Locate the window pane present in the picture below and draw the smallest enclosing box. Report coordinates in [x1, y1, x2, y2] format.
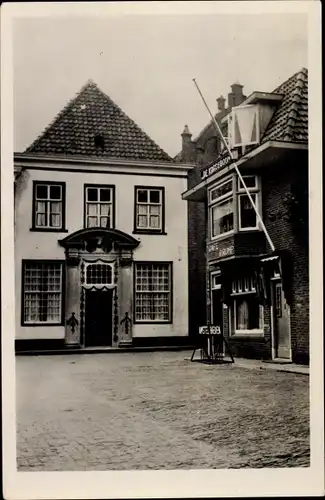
[137, 190, 148, 203]
[239, 175, 256, 189]
[51, 214, 61, 227]
[36, 185, 48, 199]
[137, 205, 147, 215]
[50, 201, 61, 214]
[100, 189, 111, 202]
[212, 199, 234, 237]
[87, 217, 97, 228]
[36, 201, 46, 213]
[49, 185, 62, 200]
[100, 217, 109, 228]
[210, 180, 233, 201]
[235, 295, 260, 330]
[87, 188, 98, 202]
[87, 203, 98, 216]
[149, 205, 160, 216]
[137, 215, 147, 228]
[100, 204, 109, 216]
[150, 215, 160, 229]
[36, 213, 46, 227]
[240, 194, 257, 228]
[149, 190, 160, 203]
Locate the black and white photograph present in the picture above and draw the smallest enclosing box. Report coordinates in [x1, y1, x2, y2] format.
[1, 1, 323, 498]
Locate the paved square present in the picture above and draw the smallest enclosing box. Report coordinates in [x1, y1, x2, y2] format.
[16, 351, 309, 470]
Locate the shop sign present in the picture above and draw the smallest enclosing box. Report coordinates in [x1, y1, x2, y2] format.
[207, 241, 234, 261]
[201, 152, 232, 180]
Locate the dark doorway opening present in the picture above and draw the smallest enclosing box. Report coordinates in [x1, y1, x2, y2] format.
[212, 288, 223, 331]
[85, 289, 113, 347]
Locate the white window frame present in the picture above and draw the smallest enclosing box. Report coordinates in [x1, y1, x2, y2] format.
[210, 270, 222, 291]
[134, 262, 172, 323]
[135, 187, 164, 232]
[237, 175, 261, 232]
[22, 261, 64, 325]
[230, 275, 263, 336]
[34, 182, 64, 229]
[85, 185, 114, 229]
[209, 176, 235, 241]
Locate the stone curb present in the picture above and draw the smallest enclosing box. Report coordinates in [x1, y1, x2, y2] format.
[15, 346, 196, 356]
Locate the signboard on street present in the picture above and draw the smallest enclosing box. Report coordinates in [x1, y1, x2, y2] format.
[199, 325, 221, 335]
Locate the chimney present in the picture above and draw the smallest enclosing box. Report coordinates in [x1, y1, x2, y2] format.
[217, 95, 226, 111]
[228, 82, 246, 108]
[181, 125, 195, 162]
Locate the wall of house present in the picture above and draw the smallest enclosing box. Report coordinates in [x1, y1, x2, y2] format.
[209, 153, 309, 364]
[263, 156, 309, 364]
[15, 165, 189, 341]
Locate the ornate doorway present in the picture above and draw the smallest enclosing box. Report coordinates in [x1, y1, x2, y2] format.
[59, 227, 140, 348]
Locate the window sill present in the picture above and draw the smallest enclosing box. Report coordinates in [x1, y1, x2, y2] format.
[231, 330, 264, 339]
[238, 228, 261, 233]
[210, 230, 234, 243]
[134, 320, 173, 325]
[132, 230, 167, 236]
[30, 227, 69, 233]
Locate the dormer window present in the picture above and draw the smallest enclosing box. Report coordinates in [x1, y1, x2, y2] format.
[228, 105, 260, 149]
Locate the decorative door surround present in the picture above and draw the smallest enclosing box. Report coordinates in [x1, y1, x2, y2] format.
[59, 228, 140, 348]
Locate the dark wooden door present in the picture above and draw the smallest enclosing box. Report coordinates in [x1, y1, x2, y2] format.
[85, 289, 113, 347]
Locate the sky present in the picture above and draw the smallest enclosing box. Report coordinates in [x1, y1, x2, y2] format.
[13, 10, 308, 158]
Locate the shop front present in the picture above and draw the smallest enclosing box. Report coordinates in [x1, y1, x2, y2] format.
[207, 252, 292, 361]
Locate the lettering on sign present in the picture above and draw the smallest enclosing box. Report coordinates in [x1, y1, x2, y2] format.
[207, 242, 234, 261]
[199, 325, 221, 335]
[201, 153, 232, 180]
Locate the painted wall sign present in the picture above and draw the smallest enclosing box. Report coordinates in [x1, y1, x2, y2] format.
[207, 241, 234, 261]
[201, 152, 233, 180]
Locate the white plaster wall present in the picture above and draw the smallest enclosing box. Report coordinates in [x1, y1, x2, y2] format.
[15, 166, 189, 340]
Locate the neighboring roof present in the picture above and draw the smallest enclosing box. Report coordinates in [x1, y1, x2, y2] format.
[262, 67, 308, 144]
[174, 67, 308, 162]
[25, 80, 173, 162]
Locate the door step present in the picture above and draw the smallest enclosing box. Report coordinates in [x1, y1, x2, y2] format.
[264, 358, 292, 365]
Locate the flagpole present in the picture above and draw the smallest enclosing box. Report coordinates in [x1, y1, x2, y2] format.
[192, 78, 275, 253]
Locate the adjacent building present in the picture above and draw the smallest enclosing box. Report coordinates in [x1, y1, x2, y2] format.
[181, 68, 309, 364]
[14, 81, 194, 351]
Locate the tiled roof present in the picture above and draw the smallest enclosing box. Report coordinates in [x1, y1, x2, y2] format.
[262, 67, 308, 143]
[25, 80, 173, 162]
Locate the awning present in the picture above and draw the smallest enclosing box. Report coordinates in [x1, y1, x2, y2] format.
[260, 255, 279, 263]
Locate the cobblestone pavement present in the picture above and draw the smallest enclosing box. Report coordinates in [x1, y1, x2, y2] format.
[16, 351, 309, 471]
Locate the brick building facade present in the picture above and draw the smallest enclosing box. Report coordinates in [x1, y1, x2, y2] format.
[181, 68, 309, 364]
